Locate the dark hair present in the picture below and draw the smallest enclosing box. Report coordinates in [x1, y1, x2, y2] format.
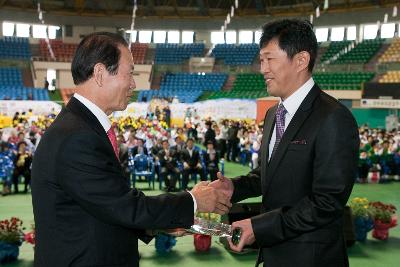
[17, 141, 27, 149]
[71, 32, 128, 85]
[186, 138, 194, 143]
[259, 19, 318, 72]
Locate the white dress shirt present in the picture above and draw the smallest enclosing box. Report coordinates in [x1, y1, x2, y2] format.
[268, 78, 315, 161]
[188, 148, 193, 158]
[74, 93, 111, 133]
[73, 93, 198, 213]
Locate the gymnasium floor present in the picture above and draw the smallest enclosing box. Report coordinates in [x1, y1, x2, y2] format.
[1, 162, 399, 267]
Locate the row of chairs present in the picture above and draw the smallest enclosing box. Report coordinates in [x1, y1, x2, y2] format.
[128, 151, 225, 190]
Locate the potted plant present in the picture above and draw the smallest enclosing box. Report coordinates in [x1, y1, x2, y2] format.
[0, 217, 25, 264]
[369, 201, 397, 240]
[24, 223, 35, 249]
[348, 197, 374, 242]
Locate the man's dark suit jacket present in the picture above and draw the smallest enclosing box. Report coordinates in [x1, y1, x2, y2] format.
[157, 148, 179, 169]
[31, 97, 194, 267]
[181, 148, 201, 168]
[231, 85, 359, 267]
[204, 151, 219, 169]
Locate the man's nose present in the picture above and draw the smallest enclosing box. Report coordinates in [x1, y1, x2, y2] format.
[260, 61, 270, 74]
[131, 78, 136, 90]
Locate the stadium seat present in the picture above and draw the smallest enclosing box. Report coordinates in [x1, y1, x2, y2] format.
[0, 37, 31, 59]
[332, 39, 384, 64]
[212, 44, 259, 65]
[138, 73, 227, 103]
[313, 72, 374, 90]
[208, 73, 268, 99]
[378, 38, 400, 63]
[155, 43, 205, 64]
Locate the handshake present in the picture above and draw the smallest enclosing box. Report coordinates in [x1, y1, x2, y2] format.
[189, 172, 234, 215]
[167, 173, 254, 253]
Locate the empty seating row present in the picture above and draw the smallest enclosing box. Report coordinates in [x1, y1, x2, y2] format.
[313, 72, 374, 90]
[138, 72, 227, 103]
[0, 86, 49, 101]
[207, 73, 267, 100]
[0, 68, 23, 86]
[207, 90, 268, 100]
[155, 43, 205, 64]
[232, 73, 265, 91]
[212, 44, 259, 65]
[0, 37, 31, 59]
[378, 38, 400, 63]
[320, 41, 352, 62]
[160, 73, 227, 91]
[131, 43, 148, 64]
[39, 39, 78, 61]
[379, 70, 400, 83]
[332, 39, 384, 64]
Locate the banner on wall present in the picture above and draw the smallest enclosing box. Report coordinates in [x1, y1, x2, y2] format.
[0, 101, 62, 116]
[114, 99, 257, 123]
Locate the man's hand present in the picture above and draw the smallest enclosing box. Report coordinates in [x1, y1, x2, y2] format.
[190, 181, 232, 215]
[228, 219, 256, 252]
[145, 228, 189, 237]
[208, 172, 234, 199]
[164, 228, 189, 237]
[183, 162, 189, 169]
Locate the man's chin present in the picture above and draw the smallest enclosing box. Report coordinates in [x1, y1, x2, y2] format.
[267, 88, 277, 97]
[114, 104, 128, 112]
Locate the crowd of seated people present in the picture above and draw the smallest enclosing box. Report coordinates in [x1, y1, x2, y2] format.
[0, 111, 56, 195]
[110, 113, 265, 191]
[358, 127, 400, 182]
[1, 108, 400, 196]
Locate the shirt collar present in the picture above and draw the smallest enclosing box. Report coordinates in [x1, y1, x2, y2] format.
[73, 93, 112, 133]
[281, 77, 314, 116]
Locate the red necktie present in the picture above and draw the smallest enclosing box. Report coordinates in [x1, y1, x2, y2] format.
[107, 126, 119, 160]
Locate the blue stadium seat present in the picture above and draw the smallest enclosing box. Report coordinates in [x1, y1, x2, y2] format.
[212, 44, 259, 65]
[155, 43, 205, 64]
[0, 68, 50, 101]
[138, 73, 227, 103]
[0, 37, 31, 60]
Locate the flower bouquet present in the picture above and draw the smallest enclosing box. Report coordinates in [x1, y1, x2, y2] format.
[0, 217, 24, 264]
[349, 197, 374, 242]
[369, 201, 397, 240]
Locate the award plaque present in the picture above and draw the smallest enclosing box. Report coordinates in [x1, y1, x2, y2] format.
[187, 217, 242, 245]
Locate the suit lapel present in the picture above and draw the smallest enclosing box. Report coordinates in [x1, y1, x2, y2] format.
[259, 105, 277, 191]
[66, 97, 118, 163]
[260, 105, 277, 165]
[264, 85, 321, 193]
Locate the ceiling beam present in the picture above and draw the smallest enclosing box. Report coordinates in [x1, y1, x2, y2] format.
[169, 0, 179, 16]
[74, 0, 85, 13]
[196, 0, 208, 16]
[146, 0, 155, 16]
[255, 0, 265, 13]
[0, 0, 8, 8]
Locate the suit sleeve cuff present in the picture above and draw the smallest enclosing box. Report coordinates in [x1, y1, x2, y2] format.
[188, 191, 197, 213]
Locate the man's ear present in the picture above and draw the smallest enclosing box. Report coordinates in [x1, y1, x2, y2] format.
[295, 51, 310, 72]
[93, 63, 106, 87]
